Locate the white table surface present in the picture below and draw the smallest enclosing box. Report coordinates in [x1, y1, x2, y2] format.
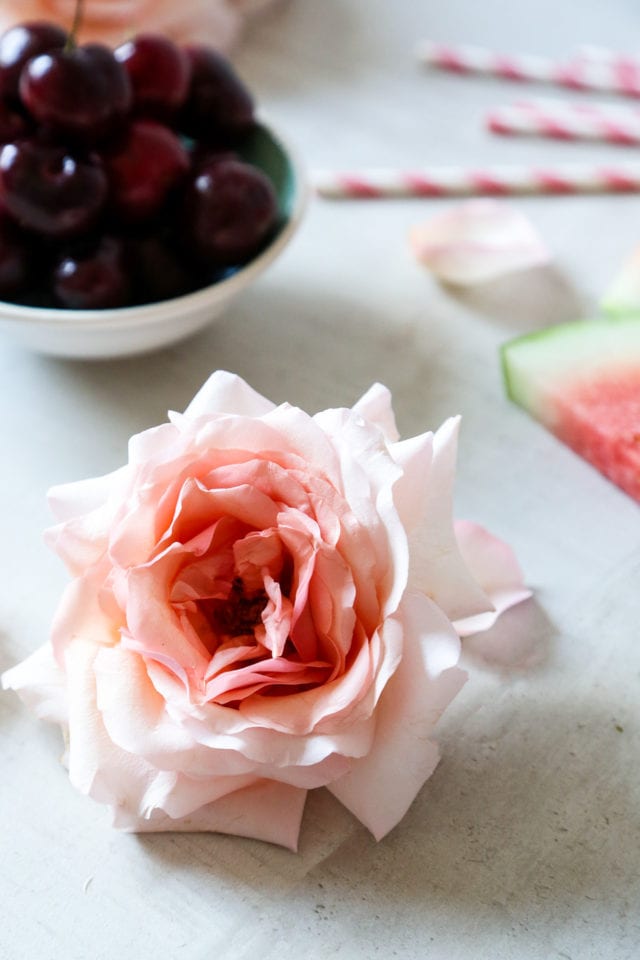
[2, 2, 639, 958]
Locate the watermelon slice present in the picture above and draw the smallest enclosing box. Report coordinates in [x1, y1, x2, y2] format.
[501, 316, 640, 502]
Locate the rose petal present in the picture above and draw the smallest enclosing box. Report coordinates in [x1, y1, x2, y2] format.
[115, 780, 308, 851]
[1, 643, 67, 724]
[314, 407, 407, 618]
[45, 467, 131, 575]
[452, 520, 532, 637]
[51, 559, 120, 664]
[66, 640, 264, 822]
[389, 431, 434, 533]
[47, 467, 127, 523]
[65, 639, 173, 815]
[184, 370, 276, 420]
[98, 648, 323, 784]
[409, 199, 550, 286]
[407, 417, 494, 621]
[353, 383, 400, 443]
[328, 591, 466, 841]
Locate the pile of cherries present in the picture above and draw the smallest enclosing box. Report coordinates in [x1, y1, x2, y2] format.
[0, 19, 279, 309]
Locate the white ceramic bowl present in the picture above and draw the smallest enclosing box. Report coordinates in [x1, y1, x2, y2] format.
[0, 120, 307, 359]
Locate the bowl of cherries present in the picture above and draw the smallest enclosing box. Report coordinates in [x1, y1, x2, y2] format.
[0, 9, 306, 358]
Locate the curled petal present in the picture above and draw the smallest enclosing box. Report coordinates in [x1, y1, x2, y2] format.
[453, 520, 532, 637]
[115, 780, 308, 851]
[353, 383, 400, 443]
[51, 559, 121, 665]
[314, 407, 407, 618]
[407, 417, 494, 621]
[2, 643, 67, 725]
[410, 199, 550, 286]
[389, 431, 434, 534]
[328, 591, 466, 840]
[66, 640, 259, 822]
[48, 467, 127, 523]
[184, 370, 276, 420]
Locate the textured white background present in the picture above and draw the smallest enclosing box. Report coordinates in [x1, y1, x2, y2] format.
[1, 1, 639, 958]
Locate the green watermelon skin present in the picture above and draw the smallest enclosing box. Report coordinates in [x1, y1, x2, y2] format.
[501, 317, 640, 503]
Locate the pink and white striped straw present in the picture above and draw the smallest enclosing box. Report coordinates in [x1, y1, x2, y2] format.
[487, 101, 640, 146]
[419, 41, 640, 98]
[314, 164, 640, 199]
[575, 46, 640, 72]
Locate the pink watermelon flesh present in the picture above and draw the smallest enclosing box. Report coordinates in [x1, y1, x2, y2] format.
[552, 371, 640, 501]
[502, 317, 640, 503]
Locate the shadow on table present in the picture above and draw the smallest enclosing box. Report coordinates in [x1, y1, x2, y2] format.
[305, 697, 637, 909]
[446, 264, 586, 334]
[462, 595, 554, 673]
[137, 692, 636, 943]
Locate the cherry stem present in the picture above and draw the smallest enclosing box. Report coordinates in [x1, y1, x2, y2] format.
[65, 0, 85, 51]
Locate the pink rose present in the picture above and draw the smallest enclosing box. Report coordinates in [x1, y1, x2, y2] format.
[2, 373, 529, 849]
[0, 1, 273, 49]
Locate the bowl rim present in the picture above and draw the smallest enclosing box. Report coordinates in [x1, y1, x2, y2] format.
[0, 116, 309, 330]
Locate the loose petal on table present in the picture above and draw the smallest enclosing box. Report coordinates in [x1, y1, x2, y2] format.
[409, 199, 550, 285]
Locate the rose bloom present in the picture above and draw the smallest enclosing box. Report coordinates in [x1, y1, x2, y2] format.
[3, 373, 529, 849]
[0, 0, 273, 49]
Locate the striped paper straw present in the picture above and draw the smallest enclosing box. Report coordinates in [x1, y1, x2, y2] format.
[418, 41, 640, 98]
[313, 164, 640, 199]
[487, 101, 640, 145]
[575, 46, 640, 70]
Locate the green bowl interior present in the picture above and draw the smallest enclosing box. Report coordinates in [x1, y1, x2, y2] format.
[238, 122, 297, 222]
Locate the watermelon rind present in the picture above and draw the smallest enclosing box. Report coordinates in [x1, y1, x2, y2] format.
[502, 315, 640, 426]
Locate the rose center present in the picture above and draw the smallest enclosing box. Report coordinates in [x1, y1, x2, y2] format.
[199, 577, 267, 638]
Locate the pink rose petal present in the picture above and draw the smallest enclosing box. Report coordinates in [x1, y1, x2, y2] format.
[353, 383, 400, 443]
[410, 199, 550, 286]
[184, 369, 276, 420]
[2, 643, 67, 724]
[328, 591, 466, 841]
[389, 430, 434, 533]
[115, 780, 308, 851]
[452, 520, 533, 637]
[407, 417, 495, 622]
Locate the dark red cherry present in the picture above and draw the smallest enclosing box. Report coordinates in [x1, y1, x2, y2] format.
[127, 235, 198, 304]
[182, 158, 278, 265]
[0, 100, 29, 143]
[0, 140, 107, 237]
[189, 143, 239, 173]
[0, 21, 67, 101]
[179, 46, 254, 142]
[20, 44, 132, 142]
[53, 236, 130, 309]
[114, 33, 191, 119]
[102, 120, 189, 223]
[0, 215, 28, 298]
